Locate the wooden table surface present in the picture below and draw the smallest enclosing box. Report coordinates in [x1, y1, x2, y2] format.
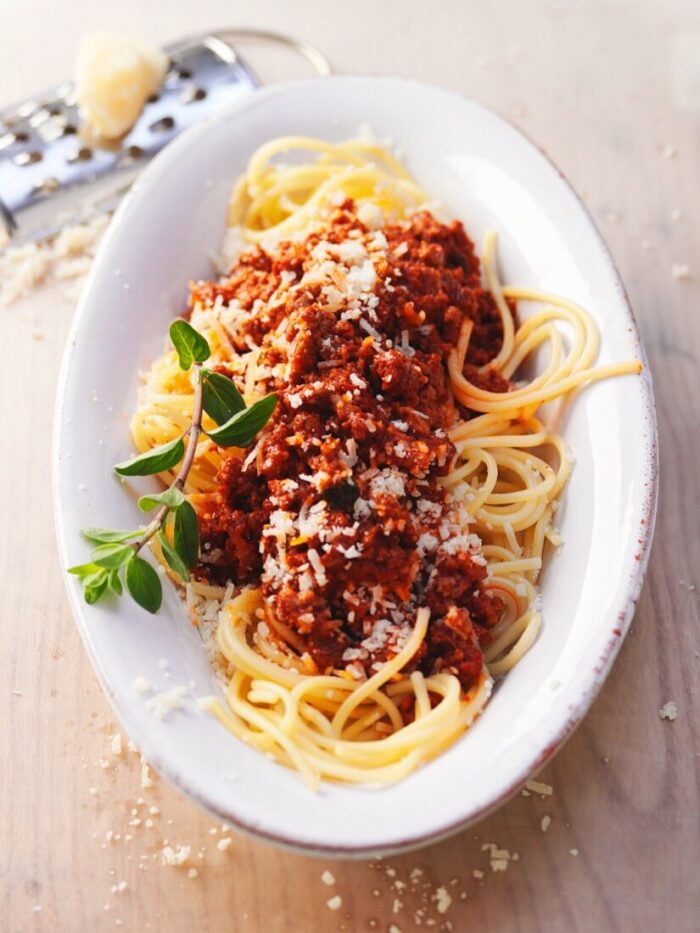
[2, 1, 699, 930]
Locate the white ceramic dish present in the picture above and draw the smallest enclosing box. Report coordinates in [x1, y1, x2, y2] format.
[54, 76, 657, 857]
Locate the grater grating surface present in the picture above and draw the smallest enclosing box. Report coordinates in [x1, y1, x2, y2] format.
[0, 31, 329, 245]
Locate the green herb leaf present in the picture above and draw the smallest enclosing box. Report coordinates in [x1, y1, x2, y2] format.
[138, 487, 187, 512]
[125, 556, 162, 613]
[174, 500, 199, 568]
[158, 529, 190, 583]
[82, 528, 142, 544]
[92, 542, 135, 569]
[170, 319, 211, 371]
[206, 394, 277, 448]
[84, 569, 109, 604]
[202, 371, 245, 425]
[108, 569, 123, 596]
[114, 436, 184, 477]
[68, 561, 103, 577]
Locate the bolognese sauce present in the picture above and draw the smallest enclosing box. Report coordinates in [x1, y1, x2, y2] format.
[192, 205, 509, 692]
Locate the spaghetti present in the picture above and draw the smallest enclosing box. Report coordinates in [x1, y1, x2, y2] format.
[132, 136, 641, 787]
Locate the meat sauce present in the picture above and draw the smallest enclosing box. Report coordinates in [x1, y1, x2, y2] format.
[192, 206, 507, 691]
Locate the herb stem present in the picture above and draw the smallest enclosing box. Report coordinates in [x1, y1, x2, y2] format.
[132, 363, 205, 554]
[174, 362, 205, 490]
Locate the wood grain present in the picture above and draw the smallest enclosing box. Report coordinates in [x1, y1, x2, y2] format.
[1, 1, 699, 930]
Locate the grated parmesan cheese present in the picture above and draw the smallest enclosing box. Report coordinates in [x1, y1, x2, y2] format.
[0, 214, 110, 307]
[160, 844, 190, 867]
[370, 469, 406, 499]
[145, 685, 187, 720]
[356, 203, 383, 229]
[131, 676, 153, 695]
[671, 263, 691, 280]
[307, 549, 328, 586]
[434, 887, 452, 914]
[525, 779, 553, 796]
[140, 758, 154, 789]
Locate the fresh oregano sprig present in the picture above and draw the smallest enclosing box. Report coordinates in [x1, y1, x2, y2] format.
[68, 319, 277, 613]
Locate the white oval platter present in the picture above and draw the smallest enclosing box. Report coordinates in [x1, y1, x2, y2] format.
[54, 76, 657, 856]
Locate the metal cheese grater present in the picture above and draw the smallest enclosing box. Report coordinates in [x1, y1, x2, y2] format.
[0, 30, 330, 245]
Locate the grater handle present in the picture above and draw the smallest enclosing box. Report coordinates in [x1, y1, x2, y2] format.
[212, 29, 332, 77]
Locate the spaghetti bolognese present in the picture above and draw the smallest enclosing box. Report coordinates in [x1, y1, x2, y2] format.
[129, 135, 641, 787]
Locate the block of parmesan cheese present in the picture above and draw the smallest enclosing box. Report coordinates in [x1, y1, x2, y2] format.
[75, 33, 168, 140]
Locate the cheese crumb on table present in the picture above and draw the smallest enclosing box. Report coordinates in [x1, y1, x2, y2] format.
[671, 263, 691, 281]
[434, 886, 452, 914]
[0, 214, 109, 307]
[481, 842, 516, 872]
[541, 815, 552, 832]
[216, 837, 232, 852]
[110, 733, 123, 756]
[525, 779, 553, 797]
[160, 844, 190, 867]
[659, 701, 678, 721]
[140, 758, 154, 789]
[326, 895, 342, 911]
[321, 870, 336, 885]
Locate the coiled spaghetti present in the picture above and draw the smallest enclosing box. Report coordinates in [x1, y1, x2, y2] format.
[132, 136, 641, 787]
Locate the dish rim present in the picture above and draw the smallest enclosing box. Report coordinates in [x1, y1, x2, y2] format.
[52, 75, 658, 858]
